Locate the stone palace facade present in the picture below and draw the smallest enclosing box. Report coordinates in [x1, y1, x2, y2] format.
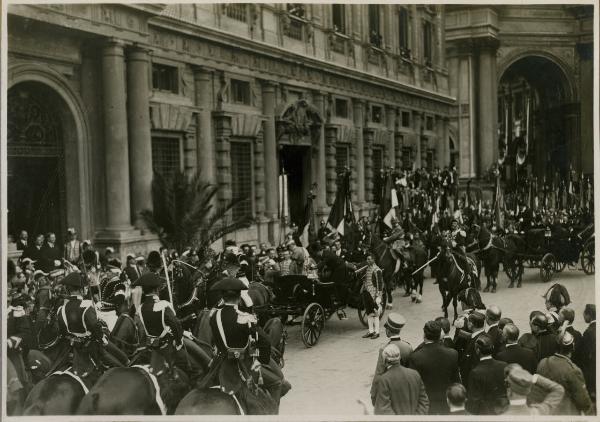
[6, 4, 593, 256]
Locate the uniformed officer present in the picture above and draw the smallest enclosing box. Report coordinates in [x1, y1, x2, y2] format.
[383, 218, 405, 254]
[207, 277, 281, 411]
[375, 313, 412, 372]
[57, 272, 119, 376]
[535, 331, 593, 415]
[450, 219, 467, 255]
[134, 272, 194, 379]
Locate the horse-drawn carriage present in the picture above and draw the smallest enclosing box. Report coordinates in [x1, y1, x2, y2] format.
[505, 223, 595, 283]
[255, 270, 387, 348]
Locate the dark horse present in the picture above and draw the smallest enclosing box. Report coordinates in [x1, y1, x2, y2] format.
[403, 244, 429, 303]
[432, 236, 480, 321]
[367, 232, 402, 309]
[466, 224, 523, 291]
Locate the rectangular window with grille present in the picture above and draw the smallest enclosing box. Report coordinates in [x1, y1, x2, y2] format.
[152, 63, 178, 93]
[426, 115, 434, 131]
[332, 4, 346, 34]
[372, 146, 384, 204]
[335, 144, 350, 175]
[426, 148, 436, 171]
[225, 3, 247, 22]
[398, 8, 409, 53]
[231, 79, 251, 105]
[230, 141, 253, 220]
[152, 136, 182, 179]
[371, 105, 383, 124]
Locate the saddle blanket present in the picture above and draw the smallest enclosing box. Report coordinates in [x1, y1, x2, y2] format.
[132, 364, 167, 415]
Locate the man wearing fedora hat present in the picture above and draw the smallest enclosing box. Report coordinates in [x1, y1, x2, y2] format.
[503, 364, 564, 415]
[535, 331, 593, 415]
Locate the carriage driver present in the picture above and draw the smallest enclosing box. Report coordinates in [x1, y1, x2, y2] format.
[204, 277, 286, 413]
[133, 272, 197, 380]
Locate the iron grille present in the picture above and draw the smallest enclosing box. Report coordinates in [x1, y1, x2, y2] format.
[152, 136, 181, 180]
[402, 146, 412, 170]
[335, 144, 349, 175]
[286, 17, 304, 41]
[372, 146, 384, 204]
[230, 141, 253, 220]
[225, 3, 247, 22]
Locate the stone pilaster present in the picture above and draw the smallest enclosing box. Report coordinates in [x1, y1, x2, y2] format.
[353, 99, 366, 203]
[193, 66, 216, 184]
[413, 112, 423, 169]
[253, 130, 266, 217]
[349, 133, 358, 204]
[411, 5, 421, 86]
[477, 41, 499, 176]
[213, 112, 232, 208]
[261, 81, 279, 221]
[101, 40, 133, 232]
[325, 124, 338, 206]
[386, 107, 396, 168]
[442, 117, 450, 167]
[126, 45, 153, 228]
[394, 132, 403, 170]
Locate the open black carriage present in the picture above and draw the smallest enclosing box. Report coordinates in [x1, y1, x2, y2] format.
[255, 271, 387, 348]
[506, 223, 595, 282]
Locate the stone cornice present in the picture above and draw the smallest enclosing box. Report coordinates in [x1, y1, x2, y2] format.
[148, 17, 455, 115]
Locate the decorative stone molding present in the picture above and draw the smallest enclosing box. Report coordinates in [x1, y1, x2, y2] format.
[276, 99, 323, 146]
[253, 130, 266, 217]
[149, 103, 194, 131]
[230, 113, 263, 137]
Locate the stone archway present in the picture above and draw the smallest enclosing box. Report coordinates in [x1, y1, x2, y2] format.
[497, 55, 576, 184]
[8, 64, 92, 242]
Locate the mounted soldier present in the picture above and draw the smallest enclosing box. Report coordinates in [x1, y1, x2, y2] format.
[200, 277, 283, 414]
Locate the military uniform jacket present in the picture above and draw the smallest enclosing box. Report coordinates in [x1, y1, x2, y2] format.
[535, 354, 592, 415]
[209, 304, 270, 365]
[139, 294, 182, 347]
[57, 296, 103, 341]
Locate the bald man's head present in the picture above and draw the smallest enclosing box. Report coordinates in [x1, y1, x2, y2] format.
[503, 323, 519, 343]
[486, 305, 502, 324]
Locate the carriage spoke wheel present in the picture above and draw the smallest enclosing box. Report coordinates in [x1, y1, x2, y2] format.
[554, 261, 566, 273]
[581, 241, 595, 275]
[540, 253, 555, 282]
[301, 303, 325, 348]
[358, 292, 388, 328]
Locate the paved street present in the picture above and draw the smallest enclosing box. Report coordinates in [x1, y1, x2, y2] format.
[278, 266, 596, 415]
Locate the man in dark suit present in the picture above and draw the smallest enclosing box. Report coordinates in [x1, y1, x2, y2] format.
[459, 311, 486, 383]
[579, 304, 596, 399]
[485, 305, 503, 355]
[466, 334, 509, 415]
[503, 364, 565, 415]
[435, 316, 454, 349]
[15, 230, 28, 251]
[409, 321, 460, 414]
[446, 383, 470, 415]
[496, 324, 537, 374]
[41, 232, 62, 273]
[560, 307, 583, 365]
[23, 234, 44, 263]
[371, 343, 429, 415]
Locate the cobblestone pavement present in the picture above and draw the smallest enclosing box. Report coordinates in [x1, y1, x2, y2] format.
[278, 266, 596, 415]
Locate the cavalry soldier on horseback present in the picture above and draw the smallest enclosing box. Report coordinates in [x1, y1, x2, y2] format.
[56, 272, 122, 378]
[450, 219, 467, 255]
[134, 272, 196, 379]
[383, 217, 406, 253]
[203, 277, 283, 414]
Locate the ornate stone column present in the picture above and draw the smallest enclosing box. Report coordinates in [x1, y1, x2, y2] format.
[126, 45, 153, 228]
[261, 81, 279, 242]
[193, 66, 216, 184]
[363, 128, 374, 203]
[102, 40, 133, 232]
[312, 91, 328, 215]
[411, 5, 421, 86]
[477, 40, 499, 176]
[325, 124, 338, 206]
[353, 99, 366, 204]
[213, 112, 232, 208]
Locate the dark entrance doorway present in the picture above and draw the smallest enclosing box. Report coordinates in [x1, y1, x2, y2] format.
[498, 56, 574, 182]
[279, 145, 312, 227]
[7, 82, 66, 243]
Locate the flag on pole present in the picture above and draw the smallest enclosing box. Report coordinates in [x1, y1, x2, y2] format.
[327, 170, 354, 236]
[381, 170, 399, 232]
[493, 172, 505, 229]
[300, 192, 316, 248]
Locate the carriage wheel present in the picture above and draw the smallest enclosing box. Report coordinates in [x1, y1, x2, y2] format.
[581, 241, 595, 275]
[301, 303, 325, 348]
[540, 253, 555, 282]
[358, 293, 388, 328]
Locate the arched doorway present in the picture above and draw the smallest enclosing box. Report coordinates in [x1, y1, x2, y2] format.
[8, 82, 69, 242]
[498, 55, 575, 185]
